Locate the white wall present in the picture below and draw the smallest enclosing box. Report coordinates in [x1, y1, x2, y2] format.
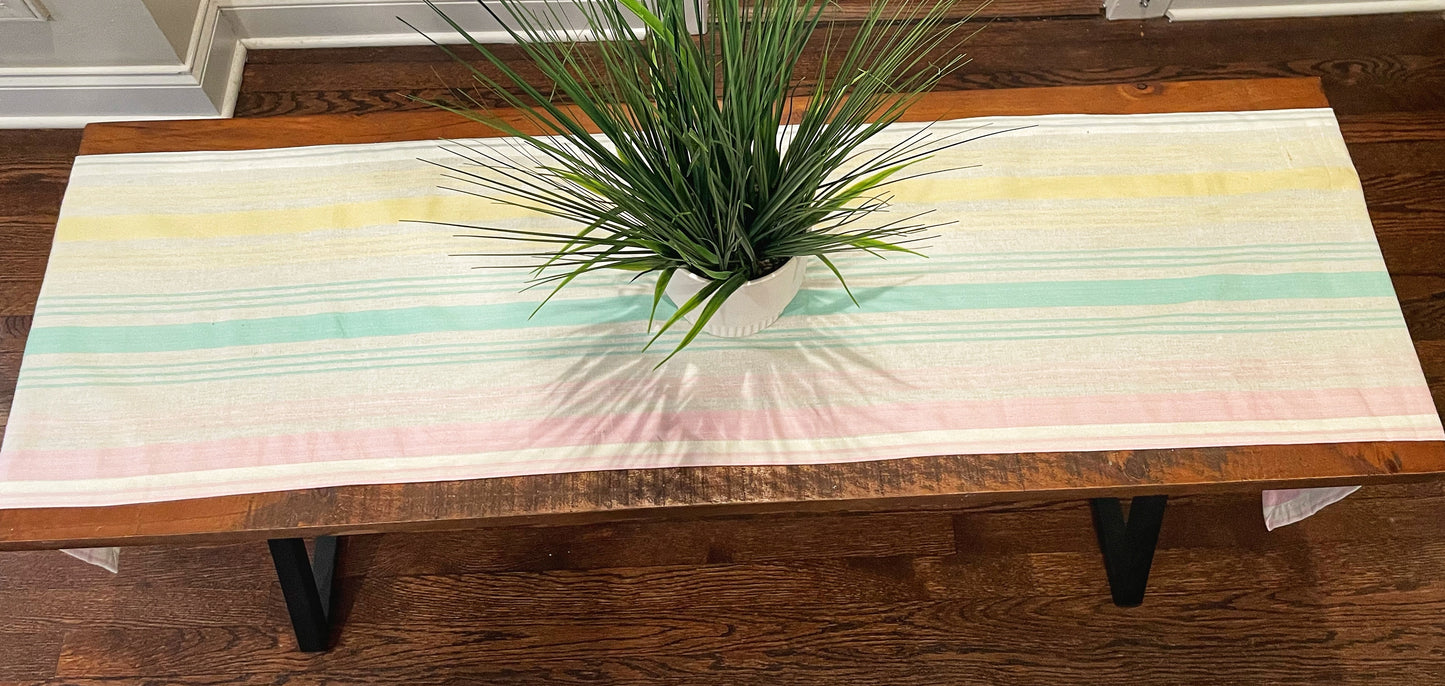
[0, 0, 184, 70]
[142, 0, 206, 59]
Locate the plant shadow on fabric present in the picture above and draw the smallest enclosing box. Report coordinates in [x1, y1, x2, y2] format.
[527, 269, 931, 457]
[408, 0, 1002, 365]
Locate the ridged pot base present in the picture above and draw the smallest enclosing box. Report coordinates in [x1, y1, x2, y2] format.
[662, 257, 808, 338]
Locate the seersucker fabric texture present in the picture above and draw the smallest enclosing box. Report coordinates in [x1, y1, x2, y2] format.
[2, 109, 1440, 541]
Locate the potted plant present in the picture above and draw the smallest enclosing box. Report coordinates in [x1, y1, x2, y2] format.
[415, 0, 981, 365]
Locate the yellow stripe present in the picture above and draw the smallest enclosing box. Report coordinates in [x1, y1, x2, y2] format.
[891, 166, 1357, 203]
[61, 166, 434, 212]
[55, 195, 542, 242]
[55, 166, 1358, 242]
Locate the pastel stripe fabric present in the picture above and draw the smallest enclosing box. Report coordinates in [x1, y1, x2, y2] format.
[2, 108, 1441, 516]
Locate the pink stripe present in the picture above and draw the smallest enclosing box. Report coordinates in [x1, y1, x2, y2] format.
[3, 386, 1438, 481]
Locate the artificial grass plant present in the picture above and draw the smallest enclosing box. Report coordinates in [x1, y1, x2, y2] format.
[414, 0, 989, 365]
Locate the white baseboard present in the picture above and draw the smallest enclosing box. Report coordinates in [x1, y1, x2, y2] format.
[225, 0, 631, 50]
[0, 112, 233, 128]
[1166, 0, 1445, 21]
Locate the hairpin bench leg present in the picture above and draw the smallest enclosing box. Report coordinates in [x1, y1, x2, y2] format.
[268, 536, 338, 652]
[1089, 496, 1168, 607]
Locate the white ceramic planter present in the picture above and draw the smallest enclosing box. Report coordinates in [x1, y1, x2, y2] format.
[664, 257, 808, 338]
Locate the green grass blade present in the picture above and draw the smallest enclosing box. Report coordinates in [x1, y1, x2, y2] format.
[652, 271, 748, 368]
[649, 266, 676, 332]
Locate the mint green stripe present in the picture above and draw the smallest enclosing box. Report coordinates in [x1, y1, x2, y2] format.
[24, 316, 1406, 383]
[22, 308, 1398, 375]
[785, 271, 1396, 316]
[22, 314, 1404, 381]
[27, 297, 648, 355]
[25, 272, 1398, 355]
[16, 323, 1404, 389]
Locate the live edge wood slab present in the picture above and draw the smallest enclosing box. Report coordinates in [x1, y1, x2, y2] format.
[3, 77, 1441, 551]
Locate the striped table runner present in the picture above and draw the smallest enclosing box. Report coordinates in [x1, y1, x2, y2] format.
[3, 108, 1441, 528]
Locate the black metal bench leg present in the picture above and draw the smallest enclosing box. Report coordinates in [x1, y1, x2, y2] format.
[1089, 496, 1168, 607]
[268, 536, 338, 652]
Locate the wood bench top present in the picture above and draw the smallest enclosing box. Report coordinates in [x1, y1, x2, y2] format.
[3, 77, 1441, 551]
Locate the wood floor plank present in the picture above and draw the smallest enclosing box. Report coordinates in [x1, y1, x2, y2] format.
[5, 487, 1442, 683]
[234, 14, 1445, 68]
[0, 226, 52, 315]
[1349, 140, 1445, 177]
[0, 544, 279, 593]
[0, 586, 279, 633]
[1366, 211, 1445, 242]
[0, 315, 27, 444]
[235, 54, 1445, 119]
[0, 630, 62, 681]
[1419, 341, 1445, 413]
[941, 56, 1445, 115]
[1397, 277, 1445, 341]
[234, 14, 1445, 118]
[345, 511, 957, 577]
[1340, 110, 1445, 143]
[9, 485, 1439, 683]
[15, 678, 316, 686]
[0, 168, 71, 222]
[1360, 169, 1445, 212]
[0, 130, 82, 164]
[956, 489, 1445, 556]
[0, 133, 71, 321]
[331, 545, 1445, 624]
[0, 316, 27, 355]
[1366, 217, 1445, 275]
[0, 352, 18, 442]
[53, 590, 1445, 683]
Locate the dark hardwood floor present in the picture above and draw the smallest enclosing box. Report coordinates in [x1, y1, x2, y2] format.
[3, 8, 1445, 684]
